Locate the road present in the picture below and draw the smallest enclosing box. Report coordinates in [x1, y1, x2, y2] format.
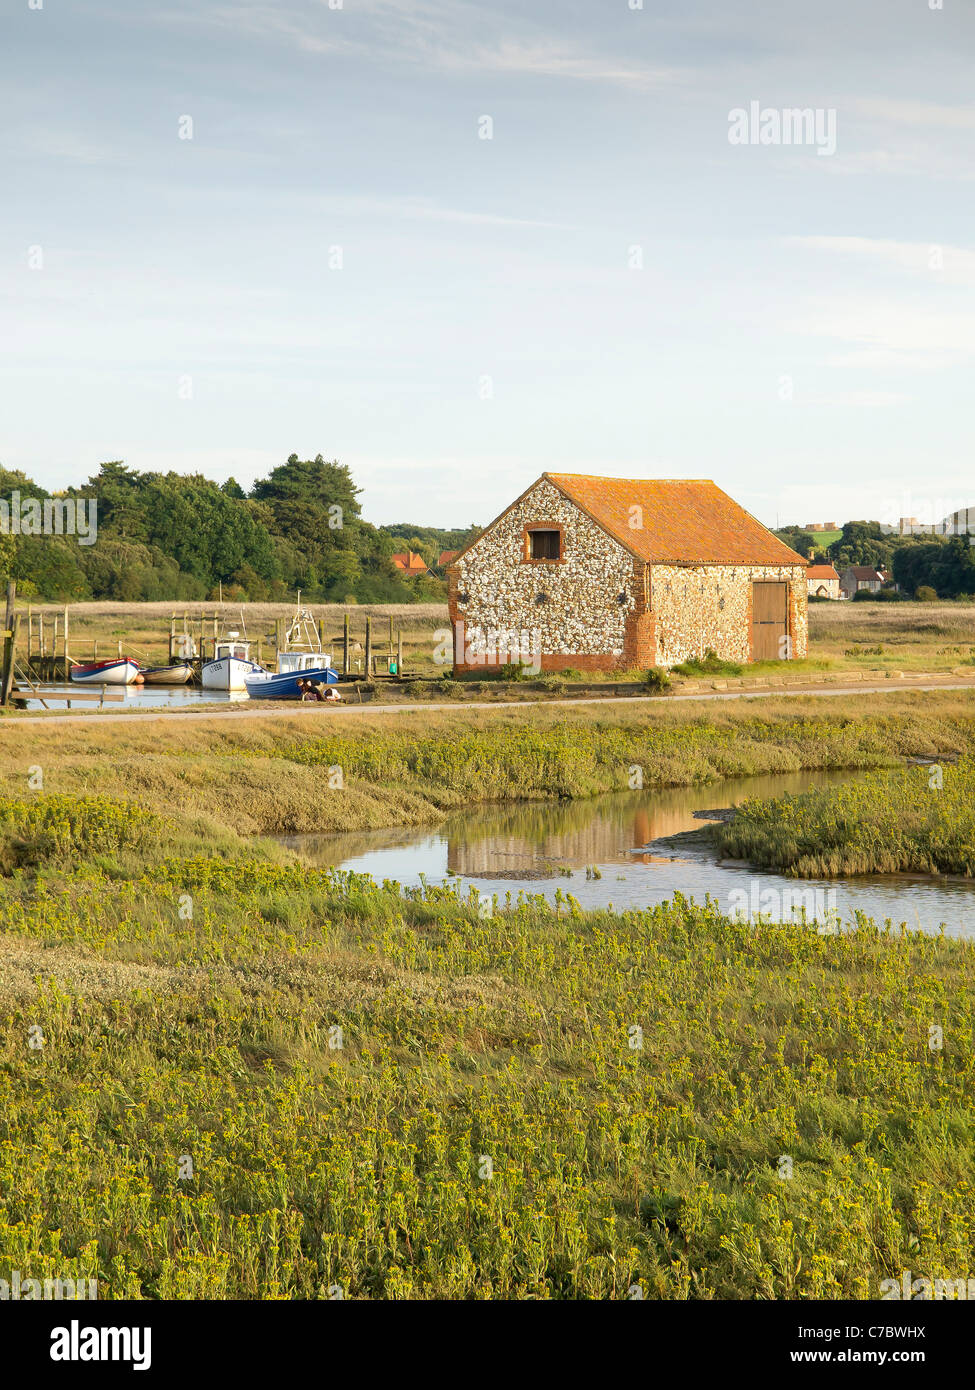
[2, 677, 975, 729]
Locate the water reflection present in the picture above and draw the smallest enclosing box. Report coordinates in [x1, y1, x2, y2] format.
[19, 684, 249, 710]
[279, 768, 975, 938]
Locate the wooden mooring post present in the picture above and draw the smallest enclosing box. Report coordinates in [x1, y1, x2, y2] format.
[343, 614, 349, 676]
[1, 582, 17, 706]
[364, 617, 372, 679]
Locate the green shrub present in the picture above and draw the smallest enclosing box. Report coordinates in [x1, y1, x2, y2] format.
[672, 649, 744, 678]
[644, 667, 671, 694]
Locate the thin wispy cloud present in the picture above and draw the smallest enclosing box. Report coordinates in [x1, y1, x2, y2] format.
[147, 0, 688, 87]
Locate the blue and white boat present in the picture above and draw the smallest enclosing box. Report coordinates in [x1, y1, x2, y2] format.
[244, 608, 339, 700]
[244, 650, 339, 699]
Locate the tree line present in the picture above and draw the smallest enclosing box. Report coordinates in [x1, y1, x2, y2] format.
[773, 520, 975, 599]
[0, 456, 479, 603]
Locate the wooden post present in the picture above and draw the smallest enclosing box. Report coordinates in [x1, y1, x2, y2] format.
[27, 604, 32, 661]
[2, 614, 19, 705]
[318, 618, 325, 651]
[1, 582, 16, 706]
[63, 605, 69, 676]
[343, 614, 349, 676]
[364, 617, 372, 679]
[170, 612, 176, 663]
[397, 629, 403, 677]
[199, 611, 205, 659]
[39, 613, 45, 659]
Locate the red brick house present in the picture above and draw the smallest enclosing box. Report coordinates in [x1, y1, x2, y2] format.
[391, 550, 429, 577]
[447, 472, 808, 673]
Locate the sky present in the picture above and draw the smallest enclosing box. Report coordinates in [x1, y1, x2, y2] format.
[2, 0, 973, 531]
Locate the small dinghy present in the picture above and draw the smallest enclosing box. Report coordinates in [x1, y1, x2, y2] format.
[70, 658, 141, 685]
[141, 663, 193, 685]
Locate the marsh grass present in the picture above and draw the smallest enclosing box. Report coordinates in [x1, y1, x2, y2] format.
[2, 700, 975, 1298]
[1, 838, 974, 1299]
[717, 759, 975, 878]
[2, 695, 975, 839]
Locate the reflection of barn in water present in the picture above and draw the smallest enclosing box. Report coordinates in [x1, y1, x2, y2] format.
[445, 797, 694, 878]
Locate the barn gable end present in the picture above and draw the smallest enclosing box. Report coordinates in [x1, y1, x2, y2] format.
[447, 473, 807, 674]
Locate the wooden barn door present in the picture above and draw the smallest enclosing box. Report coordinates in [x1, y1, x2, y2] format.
[751, 582, 788, 661]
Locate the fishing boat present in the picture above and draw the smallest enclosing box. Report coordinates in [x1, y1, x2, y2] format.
[70, 658, 141, 685]
[244, 607, 337, 699]
[244, 650, 339, 699]
[140, 663, 193, 686]
[201, 632, 265, 691]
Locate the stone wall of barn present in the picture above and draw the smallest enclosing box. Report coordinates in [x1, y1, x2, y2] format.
[649, 563, 808, 666]
[447, 477, 642, 673]
[448, 478, 808, 673]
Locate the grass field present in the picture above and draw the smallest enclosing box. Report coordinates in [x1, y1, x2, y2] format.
[2, 692, 975, 835]
[2, 694, 975, 1298]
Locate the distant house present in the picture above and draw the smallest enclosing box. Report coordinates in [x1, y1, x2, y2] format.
[391, 550, 429, 577]
[942, 507, 975, 538]
[806, 563, 840, 600]
[839, 565, 884, 599]
[437, 550, 458, 568]
[446, 472, 808, 672]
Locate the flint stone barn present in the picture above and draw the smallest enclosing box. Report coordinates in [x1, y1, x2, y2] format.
[447, 473, 808, 673]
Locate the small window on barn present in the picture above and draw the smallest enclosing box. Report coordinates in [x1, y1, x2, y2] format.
[529, 529, 561, 560]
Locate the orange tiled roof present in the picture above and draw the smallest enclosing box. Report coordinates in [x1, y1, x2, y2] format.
[391, 550, 428, 574]
[544, 474, 806, 567]
[438, 550, 458, 567]
[806, 564, 839, 579]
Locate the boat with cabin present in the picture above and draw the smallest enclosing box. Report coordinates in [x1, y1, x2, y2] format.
[244, 607, 338, 699]
[201, 632, 265, 691]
